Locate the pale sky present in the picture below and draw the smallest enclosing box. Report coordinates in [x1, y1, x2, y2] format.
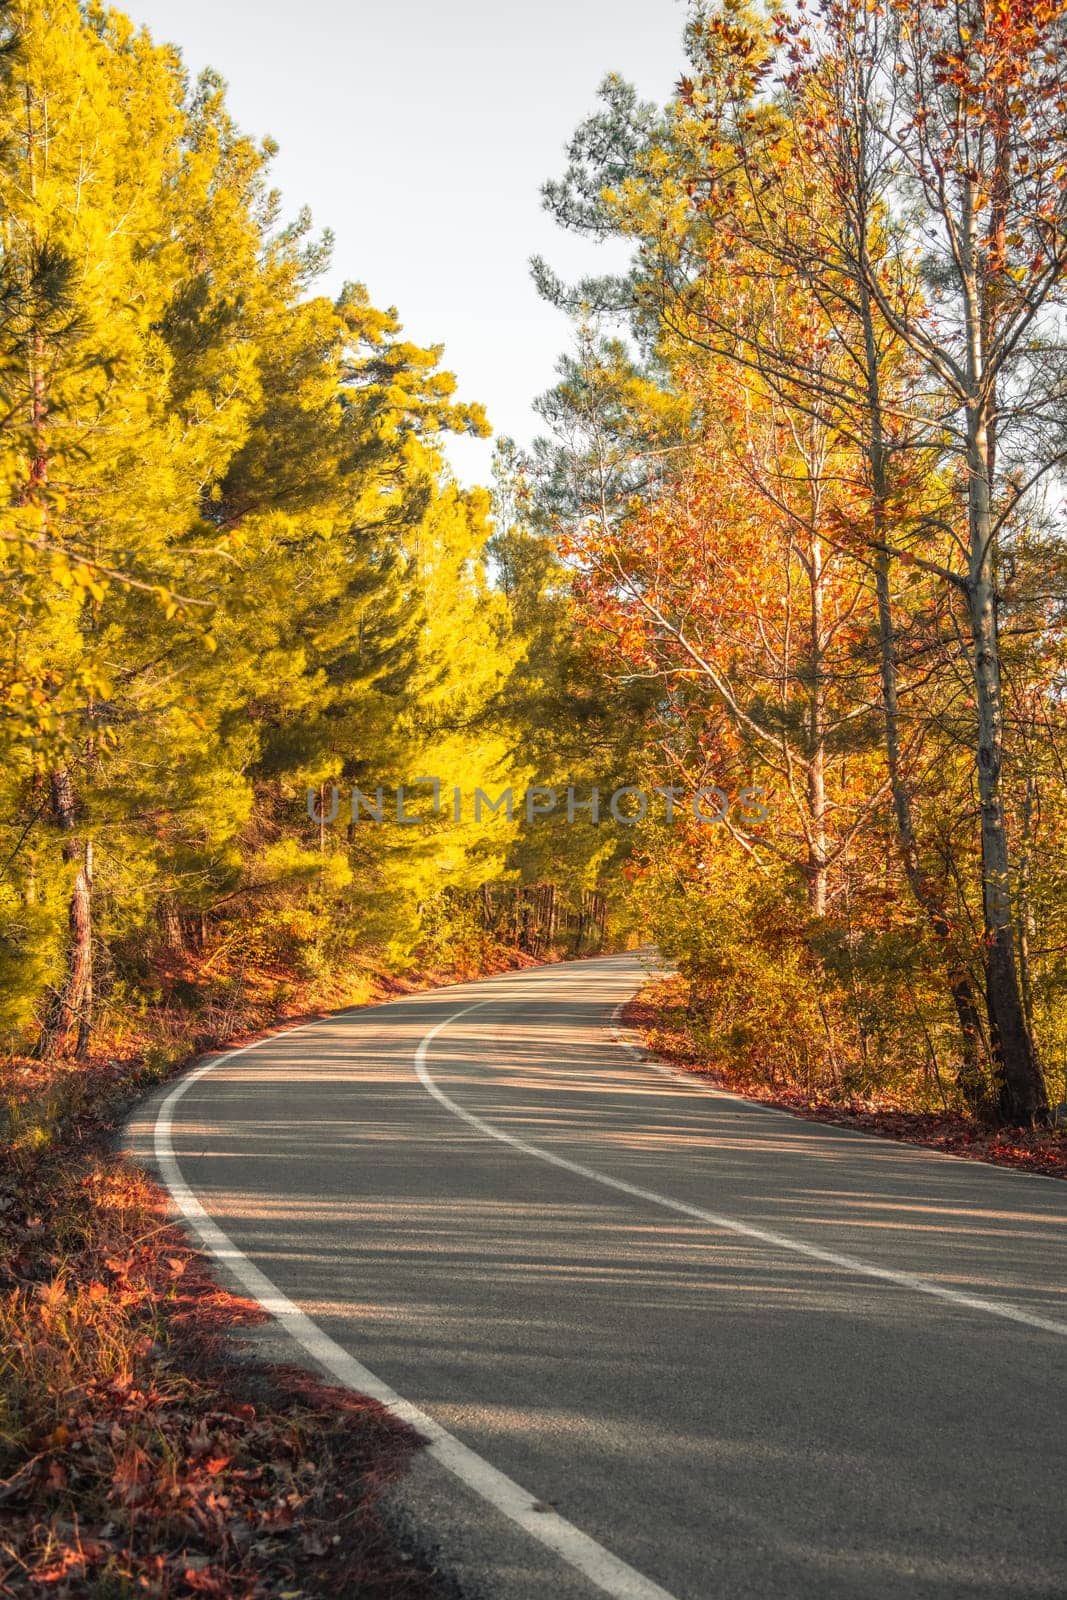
[126, 0, 688, 484]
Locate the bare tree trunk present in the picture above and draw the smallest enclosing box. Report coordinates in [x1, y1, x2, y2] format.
[950, 155, 1044, 1123]
[872, 534, 989, 1105]
[807, 529, 828, 917]
[74, 840, 93, 1060]
[158, 897, 185, 953]
[967, 497, 1046, 1122]
[1016, 771, 1039, 1042]
[874, 550, 990, 1107]
[853, 250, 992, 1110]
[34, 768, 94, 1060]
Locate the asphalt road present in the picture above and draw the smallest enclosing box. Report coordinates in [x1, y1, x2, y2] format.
[130, 952, 1067, 1600]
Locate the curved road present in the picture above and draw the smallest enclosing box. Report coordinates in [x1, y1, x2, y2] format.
[130, 952, 1067, 1600]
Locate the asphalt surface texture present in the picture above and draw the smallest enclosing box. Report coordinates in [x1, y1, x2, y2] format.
[128, 951, 1067, 1600]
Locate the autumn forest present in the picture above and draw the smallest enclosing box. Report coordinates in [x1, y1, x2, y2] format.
[6, 0, 1066, 1124]
[3, 0, 1067, 1592]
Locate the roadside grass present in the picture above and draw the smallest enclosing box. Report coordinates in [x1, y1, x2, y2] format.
[626, 976, 1067, 1181]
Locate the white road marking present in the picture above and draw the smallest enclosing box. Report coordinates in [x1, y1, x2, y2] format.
[154, 1019, 682, 1600]
[415, 1004, 1067, 1339]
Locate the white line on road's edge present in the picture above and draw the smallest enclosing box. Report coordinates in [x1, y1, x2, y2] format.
[154, 1021, 683, 1600]
[416, 1005, 1067, 1340]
